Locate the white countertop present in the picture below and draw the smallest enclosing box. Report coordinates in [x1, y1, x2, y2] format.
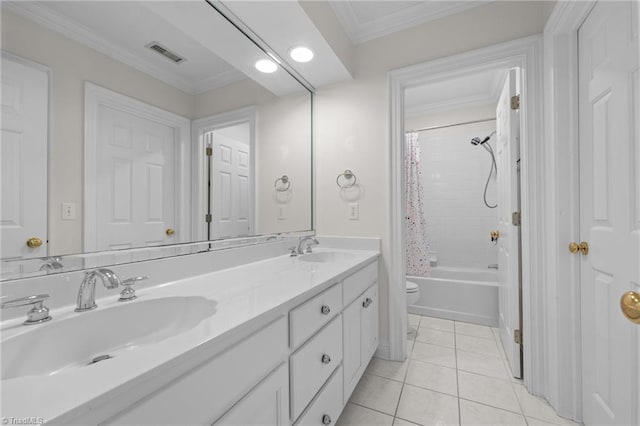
[0, 248, 379, 424]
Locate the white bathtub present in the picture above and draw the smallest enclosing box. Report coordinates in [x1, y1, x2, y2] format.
[407, 266, 498, 327]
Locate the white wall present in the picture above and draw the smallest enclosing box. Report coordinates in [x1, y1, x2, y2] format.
[406, 105, 499, 269]
[314, 1, 546, 352]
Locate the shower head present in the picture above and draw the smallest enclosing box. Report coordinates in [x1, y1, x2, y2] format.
[470, 136, 490, 146]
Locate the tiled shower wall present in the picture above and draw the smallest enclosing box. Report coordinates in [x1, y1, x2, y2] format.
[407, 108, 499, 269]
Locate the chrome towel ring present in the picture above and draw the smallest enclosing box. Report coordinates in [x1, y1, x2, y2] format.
[336, 169, 357, 188]
[275, 175, 291, 192]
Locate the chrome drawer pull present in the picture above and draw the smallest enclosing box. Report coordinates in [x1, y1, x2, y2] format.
[362, 297, 373, 308]
[321, 354, 331, 364]
[322, 414, 332, 425]
[320, 305, 331, 315]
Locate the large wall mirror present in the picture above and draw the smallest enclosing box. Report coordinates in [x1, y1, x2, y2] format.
[0, 1, 313, 280]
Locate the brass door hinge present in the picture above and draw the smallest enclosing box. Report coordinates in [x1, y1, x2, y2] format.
[514, 329, 522, 344]
[206, 146, 213, 156]
[512, 211, 521, 226]
[511, 95, 520, 110]
[205, 214, 212, 223]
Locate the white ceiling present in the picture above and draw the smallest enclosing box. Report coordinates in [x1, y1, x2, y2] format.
[404, 67, 507, 117]
[329, 1, 491, 44]
[4, 1, 306, 96]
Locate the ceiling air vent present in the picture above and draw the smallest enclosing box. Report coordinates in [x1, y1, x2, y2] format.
[145, 42, 185, 64]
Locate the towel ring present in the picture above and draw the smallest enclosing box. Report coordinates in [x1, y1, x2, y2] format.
[274, 175, 291, 192]
[336, 169, 357, 189]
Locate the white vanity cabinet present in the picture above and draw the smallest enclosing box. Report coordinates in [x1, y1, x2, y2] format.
[102, 316, 289, 426]
[342, 266, 379, 403]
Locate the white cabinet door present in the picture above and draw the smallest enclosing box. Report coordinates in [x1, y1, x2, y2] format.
[496, 68, 522, 379]
[578, 2, 639, 425]
[342, 283, 379, 403]
[0, 56, 48, 260]
[215, 363, 288, 426]
[342, 294, 363, 402]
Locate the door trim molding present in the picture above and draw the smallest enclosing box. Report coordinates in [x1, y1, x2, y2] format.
[542, 2, 596, 421]
[387, 35, 544, 392]
[191, 106, 257, 241]
[84, 82, 191, 251]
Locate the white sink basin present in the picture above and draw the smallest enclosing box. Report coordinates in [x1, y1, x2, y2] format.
[2, 296, 217, 380]
[298, 251, 355, 263]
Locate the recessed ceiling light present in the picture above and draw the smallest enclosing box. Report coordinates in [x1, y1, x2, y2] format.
[255, 59, 278, 73]
[289, 46, 314, 63]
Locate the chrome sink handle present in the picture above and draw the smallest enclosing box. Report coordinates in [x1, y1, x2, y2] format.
[1, 294, 52, 325]
[119, 276, 148, 302]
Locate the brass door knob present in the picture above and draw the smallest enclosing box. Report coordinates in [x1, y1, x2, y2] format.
[165, 228, 175, 236]
[26, 237, 43, 248]
[490, 230, 500, 242]
[620, 291, 640, 324]
[568, 241, 589, 255]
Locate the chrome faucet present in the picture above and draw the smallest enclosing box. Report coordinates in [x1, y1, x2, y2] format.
[296, 236, 319, 254]
[76, 269, 121, 312]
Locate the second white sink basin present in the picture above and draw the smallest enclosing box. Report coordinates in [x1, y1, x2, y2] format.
[2, 296, 217, 380]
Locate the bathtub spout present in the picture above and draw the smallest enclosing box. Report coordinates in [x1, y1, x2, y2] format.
[488, 264, 498, 270]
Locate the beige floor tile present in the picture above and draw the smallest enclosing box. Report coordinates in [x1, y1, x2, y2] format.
[455, 321, 495, 340]
[411, 341, 456, 368]
[512, 384, 577, 425]
[458, 370, 521, 413]
[336, 403, 394, 426]
[407, 338, 415, 356]
[396, 384, 459, 426]
[456, 334, 501, 357]
[366, 357, 409, 382]
[415, 328, 455, 348]
[418, 316, 455, 333]
[408, 314, 421, 327]
[459, 399, 526, 425]
[526, 416, 579, 426]
[404, 359, 458, 396]
[457, 349, 509, 379]
[349, 374, 403, 416]
[392, 418, 421, 426]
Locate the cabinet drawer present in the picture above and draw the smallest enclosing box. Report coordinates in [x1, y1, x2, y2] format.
[103, 316, 288, 426]
[343, 261, 378, 306]
[290, 283, 342, 349]
[295, 365, 343, 426]
[290, 315, 343, 421]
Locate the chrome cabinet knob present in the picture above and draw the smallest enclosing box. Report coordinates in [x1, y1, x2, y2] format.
[321, 354, 331, 364]
[362, 297, 373, 308]
[322, 414, 332, 425]
[1, 294, 52, 325]
[320, 305, 331, 315]
[119, 276, 148, 302]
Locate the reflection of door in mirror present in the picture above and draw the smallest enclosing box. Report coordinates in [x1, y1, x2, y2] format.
[84, 84, 191, 252]
[1, 55, 48, 260]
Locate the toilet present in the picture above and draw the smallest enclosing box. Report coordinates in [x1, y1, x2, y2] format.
[406, 281, 420, 306]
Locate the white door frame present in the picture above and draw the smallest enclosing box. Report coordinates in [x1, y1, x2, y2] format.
[388, 35, 544, 392]
[191, 106, 256, 241]
[84, 82, 191, 251]
[542, 2, 606, 422]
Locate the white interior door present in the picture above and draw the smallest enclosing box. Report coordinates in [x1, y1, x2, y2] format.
[95, 105, 176, 250]
[208, 125, 252, 239]
[0, 56, 48, 259]
[496, 68, 522, 378]
[578, 2, 639, 425]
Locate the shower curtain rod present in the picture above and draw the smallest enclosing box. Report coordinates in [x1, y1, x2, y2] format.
[407, 117, 496, 133]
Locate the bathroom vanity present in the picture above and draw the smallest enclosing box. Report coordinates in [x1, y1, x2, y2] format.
[0, 244, 379, 425]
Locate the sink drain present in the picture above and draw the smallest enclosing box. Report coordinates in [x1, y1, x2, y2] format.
[87, 354, 114, 365]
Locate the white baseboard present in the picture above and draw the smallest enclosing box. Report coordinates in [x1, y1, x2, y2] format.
[408, 305, 498, 327]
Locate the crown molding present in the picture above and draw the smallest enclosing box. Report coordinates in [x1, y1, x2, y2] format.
[330, 1, 490, 44]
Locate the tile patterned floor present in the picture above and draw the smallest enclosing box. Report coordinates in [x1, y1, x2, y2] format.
[336, 315, 579, 426]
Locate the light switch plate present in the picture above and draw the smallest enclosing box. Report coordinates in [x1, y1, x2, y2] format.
[277, 205, 286, 220]
[62, 202, 77, 220]
[348, 203, 359, 220]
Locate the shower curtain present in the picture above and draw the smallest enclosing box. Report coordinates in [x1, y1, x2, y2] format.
[405, 132, 431, 276]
